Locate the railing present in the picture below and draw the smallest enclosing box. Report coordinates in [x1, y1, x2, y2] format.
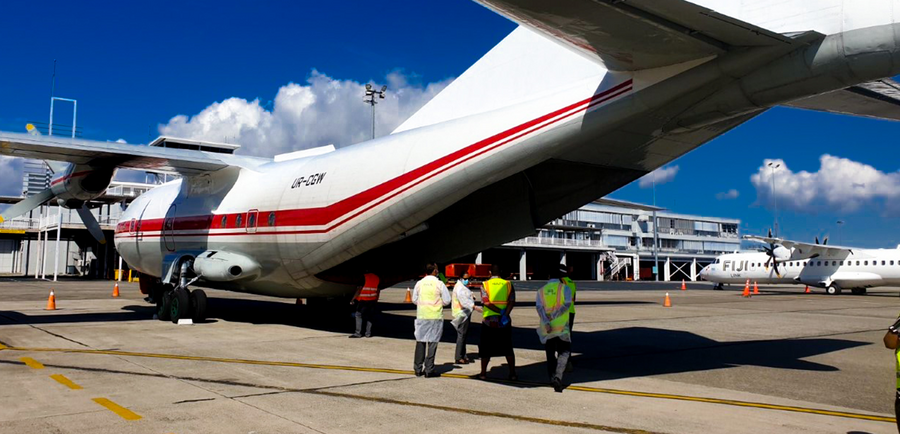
[506, 237, 606, 248]
[0, 216, 120, 231]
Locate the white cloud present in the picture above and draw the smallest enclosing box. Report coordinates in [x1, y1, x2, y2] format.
[751, 156, 900, 213]
[638, 165, 680, 188]
[716, 189, 740, 200]
[159, 70, 452, 158]
[115, 138, 127, 144]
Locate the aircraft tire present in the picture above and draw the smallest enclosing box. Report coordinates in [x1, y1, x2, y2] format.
[191, 289, 208, 322]
[170, 287, 190, 323]
[851, 288, 866, 295]
[826, 284, 841, 295]
[713, 284, 723, 291]
[157, 286, 173, 321]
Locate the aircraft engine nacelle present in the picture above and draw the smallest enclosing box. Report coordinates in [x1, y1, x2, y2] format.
[773, 245, 791, 261]
[50, 164, 116, 209]
[192, 250, 261, 282]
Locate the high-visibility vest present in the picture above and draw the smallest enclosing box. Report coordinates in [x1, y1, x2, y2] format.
[896, 345, 900, 389]
[562, 276, 576, 314]
[451, 289, 463, 317]
[417, 279, 444, 320]
[538, 280, 571, 341]
[357, 273, 380, 301]
[482, 277, 511, 319]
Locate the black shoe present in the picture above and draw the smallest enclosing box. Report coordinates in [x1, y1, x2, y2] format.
[551, 377, 564, 393]
[415, 371, 424, 377]
[365, 334, 372, 338]
[424, 372, 441, 378]
[349, 334, 362, 338]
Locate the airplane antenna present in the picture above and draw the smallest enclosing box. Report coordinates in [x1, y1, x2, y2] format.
[363, 84, 387, 140]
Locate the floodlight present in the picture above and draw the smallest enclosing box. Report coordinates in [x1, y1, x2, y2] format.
[366, 84, 372, 90]
[381, 85, 387, 92]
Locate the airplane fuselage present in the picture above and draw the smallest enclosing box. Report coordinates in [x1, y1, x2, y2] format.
[700, 250, 900, 289]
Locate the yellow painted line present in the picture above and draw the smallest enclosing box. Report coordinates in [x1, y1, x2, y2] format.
[20, 357, 45, 369]
[7, 345, 893, 423]
[50, 374, 82, 390]
[309, 388, 659, 433]
[92, 397, 142, 420]
[0, 342, 7, 350]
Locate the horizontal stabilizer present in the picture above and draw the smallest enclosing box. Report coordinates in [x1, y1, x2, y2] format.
[783, 79, 900, 122]
[474, 0, 791, 71]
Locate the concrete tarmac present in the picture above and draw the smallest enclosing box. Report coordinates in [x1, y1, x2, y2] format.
[0, 278, 898, 433]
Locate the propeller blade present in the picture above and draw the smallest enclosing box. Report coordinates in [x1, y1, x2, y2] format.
[822, 236, 828, 245]
[76, 207, 106, 244]
[815, 236, 819, 245]
[0, 188, 55, 223]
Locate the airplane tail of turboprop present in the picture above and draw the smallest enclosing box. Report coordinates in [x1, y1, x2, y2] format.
[397, 0, 900, 135]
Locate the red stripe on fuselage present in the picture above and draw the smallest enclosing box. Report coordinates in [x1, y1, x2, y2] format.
[115, 81, 633, 239]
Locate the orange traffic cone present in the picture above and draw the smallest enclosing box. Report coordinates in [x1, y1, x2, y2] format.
[663, 292, 672, 307]
[805, 286, 811, 294]
[112, 282, 120, 298]
[753, 281, 759, 295]
[46, 290, 56, 310]
[742, 280, 751, 298]
[681, 279, 686, 291]
[404, 287, 412, 303]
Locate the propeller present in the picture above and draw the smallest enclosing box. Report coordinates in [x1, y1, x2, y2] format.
[76, 207, 106, 245]
[762, 228, 786, 277]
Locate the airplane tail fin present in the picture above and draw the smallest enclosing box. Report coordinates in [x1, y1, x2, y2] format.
[392, 26, 607, 134]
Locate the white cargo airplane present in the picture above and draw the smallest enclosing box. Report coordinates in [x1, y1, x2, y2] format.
[4, 0, 900, 322]
[700, 235, 900, 295]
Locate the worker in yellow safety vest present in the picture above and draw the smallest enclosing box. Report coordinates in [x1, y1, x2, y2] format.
[350, 272, 380, 338]
[478, 264, 517, 381]
[451, 272, 481, 364]
[560, 264, 576, 372]
[537, 266, 574, 393]
[413, 263, 451, 377]
[882, 315, 900, 432]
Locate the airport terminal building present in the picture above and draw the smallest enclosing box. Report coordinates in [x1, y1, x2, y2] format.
[0, 169, 741, 282]
[477, 198, 741, 282]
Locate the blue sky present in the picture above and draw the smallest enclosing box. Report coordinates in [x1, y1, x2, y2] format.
[1, 1, 898, 248]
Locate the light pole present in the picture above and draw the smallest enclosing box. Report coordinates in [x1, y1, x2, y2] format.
[767, 162, 780, 237]
[653, 178, 659, 282]
[836, 220, 844, 245]
[363, 84, 387, 140]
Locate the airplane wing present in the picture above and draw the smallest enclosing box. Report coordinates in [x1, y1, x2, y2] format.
[743, 235, 853, 258]
[473, 0, 796, 71]
[0, 131, 270, 175]
[783, 78, 900, 122]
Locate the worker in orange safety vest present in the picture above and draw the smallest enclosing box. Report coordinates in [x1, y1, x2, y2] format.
[350, 271, 380, 338]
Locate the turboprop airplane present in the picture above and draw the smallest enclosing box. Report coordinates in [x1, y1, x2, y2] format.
[5, 0, 900, 322]
[699, 235, 900, 295]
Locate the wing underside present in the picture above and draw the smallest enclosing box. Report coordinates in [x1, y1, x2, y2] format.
[783, 78, 900, 122]
[474, 0, 791, 71]
[0, 132, 267, 175]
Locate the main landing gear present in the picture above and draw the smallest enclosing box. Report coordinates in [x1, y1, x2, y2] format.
[152, 259, 208, 323]
[825, 284, 841, 295]
[713, 283, 724, 291]
[153, 284, 208, 323]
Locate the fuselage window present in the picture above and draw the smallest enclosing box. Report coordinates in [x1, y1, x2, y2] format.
[856, 261, 860, 266]
[816, 261, 821, 266]
[864, 261, 868, 266]
[268, 212, 276, 226]
[839, 261, 843, 266]
[236, 214, 243, 227]
[882, 260, 887, 266]
[248, 213, 256, 228]
[221, 215, 227, 228]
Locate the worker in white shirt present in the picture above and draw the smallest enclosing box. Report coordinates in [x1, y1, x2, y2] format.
[451, 272, 481, 364]
[412, 263, 451, 378]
